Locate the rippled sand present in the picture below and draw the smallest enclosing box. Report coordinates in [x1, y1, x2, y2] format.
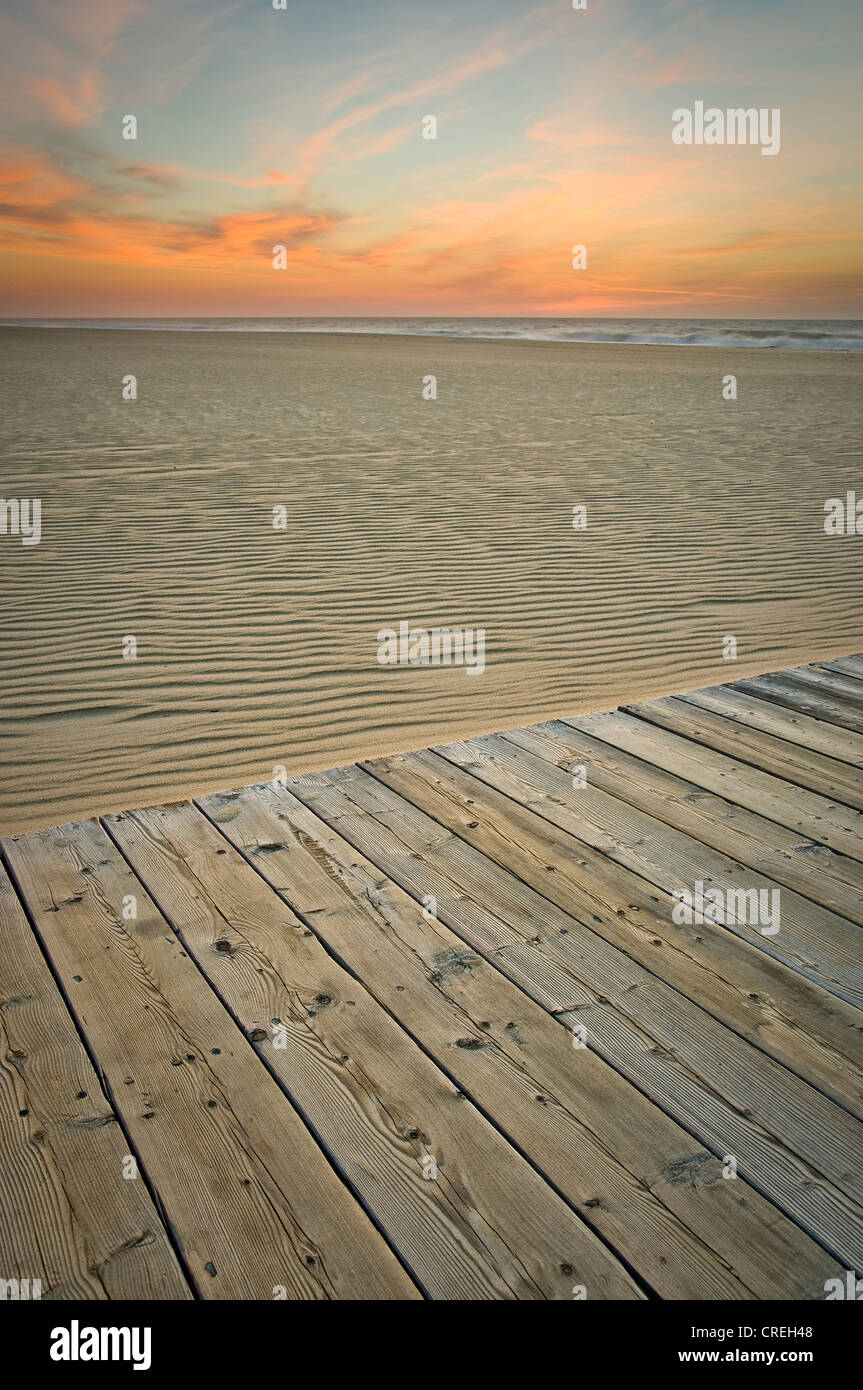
[1, 327, 861, 832]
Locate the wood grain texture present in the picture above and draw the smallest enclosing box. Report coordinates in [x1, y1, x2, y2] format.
[734, 675, 863, 735]
[104, 800, 637, 1301]
[771, 665, 863, 709]
[437, 729, 863, 1009]
[196, 779, 846, 1301]
[2, 822, 419, 1301]
[362, 746, 863, 1119]
[0, 863, 191, 1300]
[284, 761, 863, 1270]
[818, 657, 863, 686]
[2, 653, 861, 1301]
[535, 714, 863, 920]
[561, 706, 861, 878]
[635, 690, 863, 805]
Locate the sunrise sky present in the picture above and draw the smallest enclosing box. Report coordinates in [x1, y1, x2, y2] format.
[0, 0, 860, 318]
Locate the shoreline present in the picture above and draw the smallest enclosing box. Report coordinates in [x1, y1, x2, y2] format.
[2, 322, 861, 351]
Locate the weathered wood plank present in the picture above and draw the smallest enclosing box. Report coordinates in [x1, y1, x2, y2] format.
[363, 746, 863, 1118]
[607, 707, 863, 866]
[734, 675, 863, 735]
[284, 763, 863, 1272]
[641, 690, 863, 802]
[438, 731, 863, 1009]
[4, 652, 862, 1302]
[0, 861, 191, 1300]
[818, 657, 863, 684]
[364, 749, 863, 1162]
[2, 821, 420, 1301]
[197, 779, 847, 1300]
[104, 801, 638, 1301]
[545, 713, 863, 914]
[771, 665, 863, 709]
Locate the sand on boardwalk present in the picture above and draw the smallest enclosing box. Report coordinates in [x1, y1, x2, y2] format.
[1, 327, 861, 833]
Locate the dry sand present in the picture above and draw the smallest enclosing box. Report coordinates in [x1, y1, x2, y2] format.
[1, 327, 861, 833]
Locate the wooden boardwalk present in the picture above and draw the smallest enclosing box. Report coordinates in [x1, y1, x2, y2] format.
[1, 655, 862, 1300]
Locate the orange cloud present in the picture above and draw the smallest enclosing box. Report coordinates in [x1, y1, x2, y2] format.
[0, 0, 859, 317]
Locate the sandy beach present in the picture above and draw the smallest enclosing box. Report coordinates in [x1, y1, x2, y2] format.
[1, 326, 861, 833]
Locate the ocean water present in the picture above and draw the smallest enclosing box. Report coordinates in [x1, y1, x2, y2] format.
[2, 317, 862, 350]
[1, 325, 861, 833]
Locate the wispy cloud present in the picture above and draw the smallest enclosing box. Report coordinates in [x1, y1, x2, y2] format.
[0, 0, 860, 315]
